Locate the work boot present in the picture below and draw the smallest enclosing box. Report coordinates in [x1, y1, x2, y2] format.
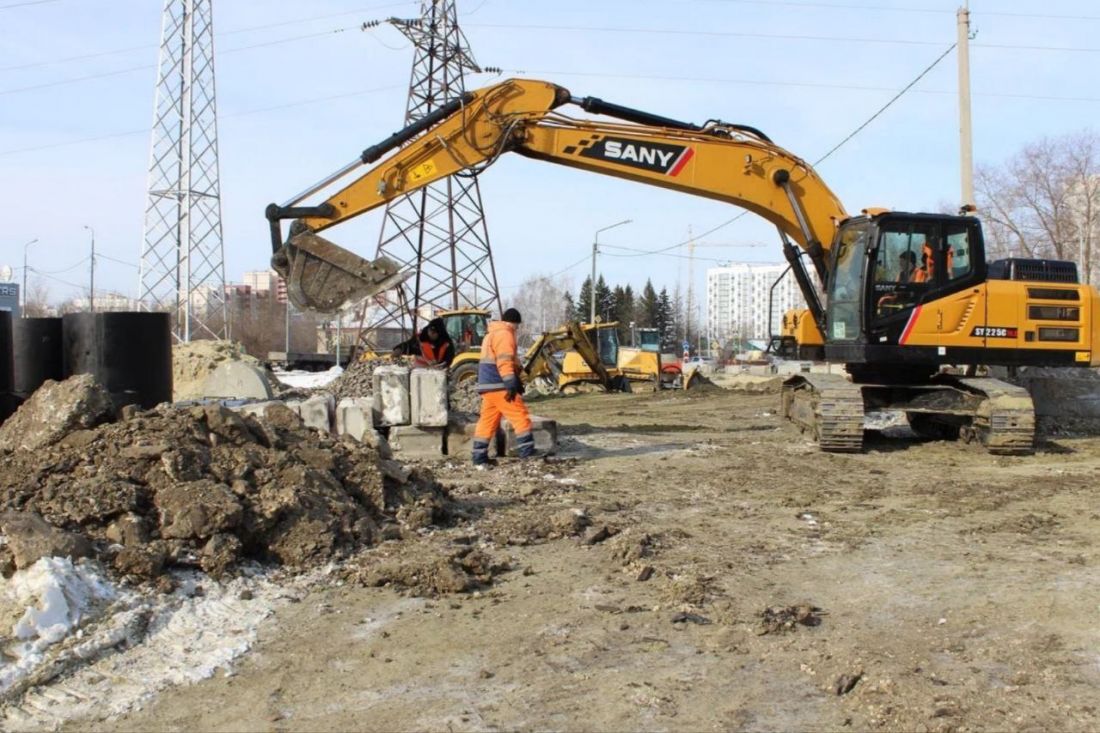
[516, 432, 536, 459]
[472, 438, 492, 468]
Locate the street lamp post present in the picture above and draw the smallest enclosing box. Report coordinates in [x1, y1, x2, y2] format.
[82, 225, 95, 313]
[590, 219, 632, 324]
[22, 238, 38, 317]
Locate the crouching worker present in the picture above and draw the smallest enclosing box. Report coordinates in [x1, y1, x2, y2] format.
[392, 317, 455, 368]
[473, 308, 534, 467]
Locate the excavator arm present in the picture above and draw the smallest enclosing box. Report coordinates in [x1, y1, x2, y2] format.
[267, 78, 847, 314]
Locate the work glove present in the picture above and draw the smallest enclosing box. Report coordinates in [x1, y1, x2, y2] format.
[504, 376, 521, 402]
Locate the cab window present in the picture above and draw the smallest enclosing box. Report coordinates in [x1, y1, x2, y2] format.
[944, 222, 973, 281]
[871, 224, 935, 320]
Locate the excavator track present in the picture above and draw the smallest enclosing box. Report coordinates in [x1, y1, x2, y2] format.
[781, 374, 865, 453]
[953, 377, 1036, 455]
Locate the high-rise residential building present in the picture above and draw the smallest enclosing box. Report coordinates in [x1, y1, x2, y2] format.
[706, 263, 807, 344]
[242, 270, 282, 295]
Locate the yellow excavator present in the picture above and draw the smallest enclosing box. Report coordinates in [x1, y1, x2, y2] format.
[266, 78, 1100, 454]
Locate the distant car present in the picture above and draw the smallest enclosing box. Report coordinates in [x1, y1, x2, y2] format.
[685, 356, 716, 367]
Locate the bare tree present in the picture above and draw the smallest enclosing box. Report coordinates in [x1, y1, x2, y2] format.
[23, 278, 52, 317]
[507, 273, 573, 343]
[976, 130, 1100, 283]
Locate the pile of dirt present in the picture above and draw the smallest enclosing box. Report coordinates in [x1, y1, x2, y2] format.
[0, 377, 452, 586]
[449, 378, 480, 415]
[323, 358, 388, 401]
[172, 340, 260, 402]
[758, 603, 823, 635]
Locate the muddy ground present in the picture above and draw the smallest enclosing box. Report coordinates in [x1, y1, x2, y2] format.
[68, 389, 1100, 732]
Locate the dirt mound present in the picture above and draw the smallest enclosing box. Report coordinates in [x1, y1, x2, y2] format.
[0, 378, 452, 584]
[173, 341, 259, 402]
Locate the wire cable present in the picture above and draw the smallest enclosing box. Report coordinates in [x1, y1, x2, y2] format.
[812, 42, 955, 165]
[0, 0, 59, 9]
[466, 22, 1100, 54]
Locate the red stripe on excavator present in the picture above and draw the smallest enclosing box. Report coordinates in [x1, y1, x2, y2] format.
[668, 147, 694, 176]
[899, 305, 922, 345]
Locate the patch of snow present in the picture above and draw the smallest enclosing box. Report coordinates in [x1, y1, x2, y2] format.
[274, 365, 343, 389]
[1, 557, 123, 696]
[1, 567, 322, 731]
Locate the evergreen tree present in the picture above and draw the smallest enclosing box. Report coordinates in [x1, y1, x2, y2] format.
[656, 287, 677, 351]
[637, 279, 659, 328]
[575, 276, 593, 322]
[595, 275, 614, 323]
[613, 284, 635, 342]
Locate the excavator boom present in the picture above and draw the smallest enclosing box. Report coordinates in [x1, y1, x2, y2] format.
[266, 78, 846, 312]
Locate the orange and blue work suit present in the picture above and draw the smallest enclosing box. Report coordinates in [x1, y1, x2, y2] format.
[473, 320, 534, 463]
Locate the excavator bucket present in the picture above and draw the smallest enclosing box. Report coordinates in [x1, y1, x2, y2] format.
[271, 230, 412, 313]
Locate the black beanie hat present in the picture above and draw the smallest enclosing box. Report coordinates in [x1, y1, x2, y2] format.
[502, 308, 522, 324]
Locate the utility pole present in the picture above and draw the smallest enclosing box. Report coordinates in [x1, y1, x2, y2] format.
[686, 226, 695, 348]
[83, 225, 95, 312]
[957, 3, 975, 210]
[591, 219, 632, 324]
[22, 238, 37, 317]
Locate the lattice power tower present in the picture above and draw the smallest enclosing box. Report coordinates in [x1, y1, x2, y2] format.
[140, 0, 226, 341]
[366, 0, 500, 340]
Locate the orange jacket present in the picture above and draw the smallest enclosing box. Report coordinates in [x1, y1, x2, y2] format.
[477, 321, 521, 393]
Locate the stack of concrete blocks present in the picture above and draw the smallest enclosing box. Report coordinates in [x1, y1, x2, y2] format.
[375, 366, 449, 457]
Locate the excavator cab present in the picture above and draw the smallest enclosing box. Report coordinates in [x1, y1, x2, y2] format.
[823, 212, 988, 371]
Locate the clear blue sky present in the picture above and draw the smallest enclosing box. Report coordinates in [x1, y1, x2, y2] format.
[1, 0, 1097, 310]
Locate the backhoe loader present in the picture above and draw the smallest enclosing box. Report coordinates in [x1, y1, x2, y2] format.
[266, 78, 1100, 454]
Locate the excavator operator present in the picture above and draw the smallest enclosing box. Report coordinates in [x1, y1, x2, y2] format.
[393, 317, 456, 368]
[473, 308, 534, 467]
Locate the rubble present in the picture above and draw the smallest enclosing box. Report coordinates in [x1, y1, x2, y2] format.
[0, 376, 453, 584]
[0, 375, 114, 452]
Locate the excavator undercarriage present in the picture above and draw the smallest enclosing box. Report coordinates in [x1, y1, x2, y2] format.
[782, 372, 1036, 455]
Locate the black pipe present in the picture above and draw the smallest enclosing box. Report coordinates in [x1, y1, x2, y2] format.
[360, 93, 473, 164]
[12, 317, 62, 398]
[576, 96, 703, 131]
[778, 228, 827, 334]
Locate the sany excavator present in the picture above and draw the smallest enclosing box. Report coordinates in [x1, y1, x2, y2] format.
[266, 78, 1100, 455]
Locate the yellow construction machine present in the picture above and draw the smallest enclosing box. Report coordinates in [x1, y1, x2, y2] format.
[267, 78, 1100, 454]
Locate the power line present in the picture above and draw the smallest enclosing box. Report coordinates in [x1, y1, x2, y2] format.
[96, 253, 138, 269]
[0, 23, 374, 96]
[0, 83, 405, 156]
[495, 68, 1100, 104]
[27, 257, 88, 275]
[0, 1, 416, 72]
[813, 42, 956, 165]
[467, 22, 1099, 52]
[0, 0, 59, 8]
[693, 0, 1100, 20]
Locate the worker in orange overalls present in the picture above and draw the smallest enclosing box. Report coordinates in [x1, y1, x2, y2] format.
[472, 308, 534, 467]
[392, 317, 455, 368]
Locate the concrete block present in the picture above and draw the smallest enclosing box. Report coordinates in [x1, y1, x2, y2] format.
[335, 397, 372, 440]
[286, 393, 334, 433]
[372, 365, 410, 427]
[444, 414, 503, 458]
[201, 362, 273, 400]
[501, 415, 558, 457]
[390, 425, 445, 457]
[773, 361, 812, 376]
[336, 398, 392, 457]
[410, 368, 448, 427]
[230, 400, 282, 419]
